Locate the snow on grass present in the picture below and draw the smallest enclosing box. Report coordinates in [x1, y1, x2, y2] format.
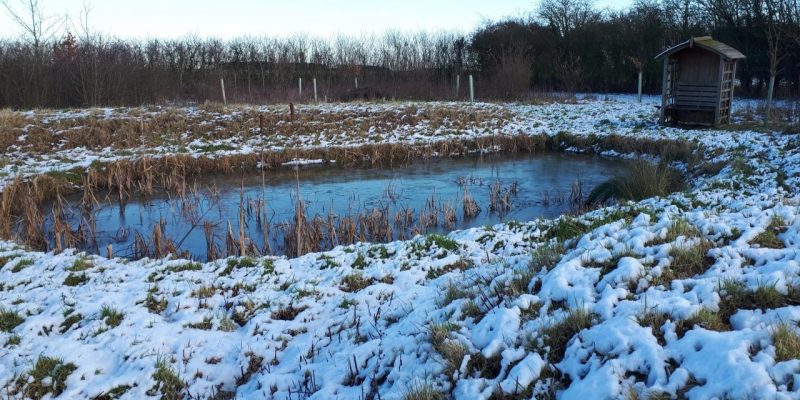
[0, 96, 799, 399]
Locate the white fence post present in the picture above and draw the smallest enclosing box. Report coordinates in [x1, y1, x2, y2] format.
[456, 75, 460, 97]
[355, 77, 358, 89]
[313, 78, 318, 102]
[220, 78, 227, 105]
[298, 78, 303, 100]
[469, 75, 474, 102]
[637, 70, 643, 103]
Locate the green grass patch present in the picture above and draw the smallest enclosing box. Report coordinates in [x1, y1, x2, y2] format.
[538, 308, 595, 363]
[145, 290, 168, 314]
[425, 234, 459, 252]
[147, 358, 185, 399]
[11, 258, 34, 273]
[68, 257, 93, 272]
[752, 216, 786, 249]
[352, 253, 367, 269]
[0, 308, 24, 332]
[17, 356, 77, 400]
[100, 305, 124, 328]
[167, 262, 202, 273]
[665, 240, 715, 280]
[64, 273, 88, 286]
[60, 312, 82, 333]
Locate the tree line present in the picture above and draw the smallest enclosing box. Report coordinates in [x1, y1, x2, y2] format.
[0, 0, 798, 108]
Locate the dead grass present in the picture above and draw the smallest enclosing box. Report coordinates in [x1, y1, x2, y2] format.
[340, 273, 372, 292]
[772, 323, 800, 362]
[428, 321, 466, 374]
[404, 383, 445, 400]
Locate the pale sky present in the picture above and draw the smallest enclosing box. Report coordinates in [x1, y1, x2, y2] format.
[0, 0, 634, 40]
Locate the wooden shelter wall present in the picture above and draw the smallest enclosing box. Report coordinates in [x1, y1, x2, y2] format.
[675, 48, 720, 83]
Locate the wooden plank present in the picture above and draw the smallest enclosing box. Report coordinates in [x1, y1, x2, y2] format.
[660, 58, 669, 124]
[676, 86, 718, 92]
[675, 92, 718, 99]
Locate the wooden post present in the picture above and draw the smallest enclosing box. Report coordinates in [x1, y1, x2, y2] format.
[355, 77, 358, 89]
[106, 244, 113, 259]
[660, 58, 668, 124]
[469, 75, 474, 103]
[220, 78, 227, 105]
[455, 75, 460, 97]
[298, 78, 303, 100]
[637, 70, 643, 103]
[766, 75, 775, 123]
[313, 78, 318, 102]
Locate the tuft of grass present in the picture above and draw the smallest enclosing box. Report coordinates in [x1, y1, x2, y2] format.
[145, 290, 168, 314]
[60, 313, 82, 333]
[539, 308, 594, 363]
[426, 258, 473, 280]
[11, 258, 33, 273]
[404, 383, 445, 400]
[661, 219, 699, 243]
[772, 323, 800, 362]
[167, 262, 201, 273]
[352, 253, 367, 269]
[686, 308, 728, 332]
[428, 321, 467, 374]
[271, 304, 307, 321]
[426, 234, 459, 252]
[100, 306, 124, 328]
[17, 356, 77, 400]
[587, 161, 685, 205]
[530, 242, 564, 270]
[220, 256, 260, 275]
[148, 358, 185, 400]
[194, 285, 216, 299]
[185, 317, 213, 330]
[440, 282, 469, 306]
[752, 216, 786, 249]
[717, 280, 799, 323]
[666, 240, 714, 280]
[547, 218, 586, 242]
[637, 309, 669, 344]
[4, 334, 20, 347]
[340, 273, 372, 293]
[218, 316, 237, 332]
[68, 257, 93, 272]
[0, 308, 24, 332]
[63, 273, 88, 286]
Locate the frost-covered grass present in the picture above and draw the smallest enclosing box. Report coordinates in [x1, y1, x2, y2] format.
[0, 96, 799, 399]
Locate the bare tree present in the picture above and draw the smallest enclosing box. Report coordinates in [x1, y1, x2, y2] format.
[537, 0, 600, 38]
[1, 0, 62, 50]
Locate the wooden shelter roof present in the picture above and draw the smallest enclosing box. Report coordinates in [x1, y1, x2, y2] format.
[655, 36, 746, 61]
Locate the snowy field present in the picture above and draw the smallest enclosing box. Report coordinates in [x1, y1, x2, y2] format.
[0, 96, 799, 399]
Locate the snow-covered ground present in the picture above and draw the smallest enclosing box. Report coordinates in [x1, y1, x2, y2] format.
[1, 96, 799, 399]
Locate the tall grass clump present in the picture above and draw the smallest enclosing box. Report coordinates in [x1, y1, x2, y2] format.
[772, 323, 800, 362]
[587, 161, 685, 205]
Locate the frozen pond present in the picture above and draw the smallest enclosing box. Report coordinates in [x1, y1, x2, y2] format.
[47, 152, 629, 260]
